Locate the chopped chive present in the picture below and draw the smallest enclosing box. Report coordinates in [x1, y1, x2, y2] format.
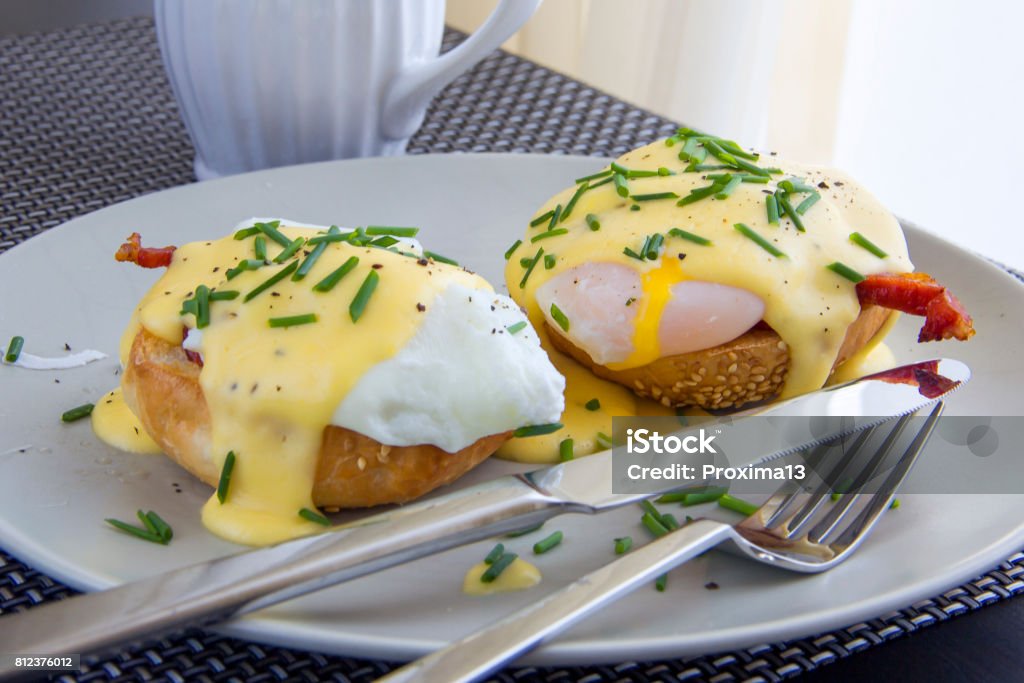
[209, 289, 239, 301]
[528, 208, 554, 227]
[658, 166, 673, 176]
[550, 302, 570, 332]
[795, 192, 821, 215]
[630, 204, 641, 212]
[519, 247, 544, 288]
[544, 253, 557, 270]
[676, 183, 722, 206]
[826, 261, 865, 283]
[850, 232, 888, 258]
[305, 234, 349, 246]
[273, 236, 305, 263]
[559, 438, 574, 462]
[776, 193, 805, 232]
[610, 161, 629, 175]
[513, 423, 563, 437]
[424, 250, 458, 266]
[233, 226, 261, 240]
[548, 204, 563, 231]
[680, 136, 701, 161]
[5, 336, 24, 362]
[299, 507, 331, 526]
[533, 531, 563, 555]
[531, 228, 569, 243]
[890, 498, 901, 510]
[626, 169, 660, 178]
[664, 135, 682, 147]
[369, 236, 399, 248]
[589, 175, 615, 190]
[256, 220, 291, 247]
[504, 239, 522, 260]
[365, 226, 419, 237]
[715, 139, 760, 160]
[584, 398, 600, 411]
[312, 255, 359, 293]
[104, 518, 167, 545]
[520, 257, 533, 268]
[731, 157, 773, 177]
[642, 512, 669, 538]
[225, 259, 266, 280]
[269, 313, 318, 328]
[702, 139, 736, 165]
[293, 242, 328, 281]
[506, 522, 545, 538]
[656, 490, 695, 504]
[714, 174, 743, 199]
[575, 169, 612, 184]
[645, 233, 665, 260]
[734, 223, 786, 258]
[585, 213, 601, 231]
[639, 499, 662, 520]
[180, 298, 198, 316]
[766, 195, 780, 225]
[668, 228, 712, 246]
[145, 510, 173, 542]
[614, 536, 632, 554]
[613, 173, 629, 197]
[623, 246, 645, 261]
[194, 284, 210, 329]
[484, 543, 505, 565]
[717, 494, 759, 517]
[254, 235, 267, 260]
[631, 191, 679, 202]
[685, 163, 730, 172]
[595, 432, 613, 449]
[680, 486, 728, 506]
[138, 509, 159, 536]
[244, 260, 299, 301]
[61, 403, 94, 422]
[349, 270, 379, 322]
[506, 321, 528, 335]
[216, 451, 235, 504]
[780, 178, 817, 193]
[561, 183, 589, 222]
[655, 573, 668, 592]
[661, 513, 680, 530]
[480, 552, 518, 583]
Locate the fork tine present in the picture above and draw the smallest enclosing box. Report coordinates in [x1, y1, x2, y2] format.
[806, 413, 914, 543]
[826, 402, 945, 549]
[780, 426, 877, 538]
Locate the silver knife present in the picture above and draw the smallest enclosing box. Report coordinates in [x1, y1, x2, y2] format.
[0, 358, 969, 680]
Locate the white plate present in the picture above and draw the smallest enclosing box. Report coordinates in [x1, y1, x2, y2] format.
[1, 154, 1022, 665]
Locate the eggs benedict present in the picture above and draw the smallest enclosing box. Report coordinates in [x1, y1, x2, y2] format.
[504, 131, 972, 418]
[112, 218, 564, 545]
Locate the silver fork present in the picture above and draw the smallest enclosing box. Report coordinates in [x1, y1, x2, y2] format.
[381, 403, 945, 683]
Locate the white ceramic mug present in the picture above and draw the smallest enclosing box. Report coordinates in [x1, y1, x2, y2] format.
[154, 0, 541, 180]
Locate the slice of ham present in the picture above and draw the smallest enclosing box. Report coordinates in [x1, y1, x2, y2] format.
[856, 272, 974, 343]
[115, 232, 176, 268]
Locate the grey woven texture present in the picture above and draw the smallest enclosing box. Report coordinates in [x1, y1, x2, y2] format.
[1, 15, 1022, 683]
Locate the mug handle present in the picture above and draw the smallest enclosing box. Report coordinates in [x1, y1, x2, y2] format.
[381, 0, 543, 141]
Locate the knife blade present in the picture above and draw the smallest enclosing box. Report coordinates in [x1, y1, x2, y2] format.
[0, 358, 969, 680]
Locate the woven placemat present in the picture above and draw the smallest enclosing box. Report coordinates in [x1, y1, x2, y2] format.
[1, 16, 1022, 683]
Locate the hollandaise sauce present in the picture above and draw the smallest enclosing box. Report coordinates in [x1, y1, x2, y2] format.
[91, 388, 162, 454]
[113, 222, 505, 545]
[462, 556, 541, 596]
[503, 132, 912, 463]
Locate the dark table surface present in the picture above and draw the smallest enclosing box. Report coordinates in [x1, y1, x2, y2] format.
[1, 15, 1022, 683]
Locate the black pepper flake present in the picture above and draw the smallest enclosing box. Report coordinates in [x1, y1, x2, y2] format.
[678, 253, 687, 260]
[372, 263, 383, 270]
[274, 348, 285, 356]
[705, 582, 720, 590]
[230, 382, 238, 391]
[834, 180, 844, 186]
[626, 297, 637, 306]
[134, 427, 139, 435]
[271, 291, 281, 297]
[818, 181, 829, 189]
[417, 258, 428, 266]
[105, 399, 113, 404]
[213, 266, 220, 273]
[416, 303, 426, 312]
[276, 385, 282, 392]
[250, 383, 258, 394]
[54, 378, 60, 383]
[64, 342, 71, 351]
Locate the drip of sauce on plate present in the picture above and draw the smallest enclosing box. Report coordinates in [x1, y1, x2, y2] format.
[462, 557, 542, 595]
[91, 388, 162, 454]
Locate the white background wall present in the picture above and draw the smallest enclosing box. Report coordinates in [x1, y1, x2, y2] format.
[449, 0, 1024, 269]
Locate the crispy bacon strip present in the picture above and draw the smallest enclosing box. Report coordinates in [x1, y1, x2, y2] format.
[856, 272, 974, 343]
[115, 232, 176, 268]
[867, 360, 959, 399]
